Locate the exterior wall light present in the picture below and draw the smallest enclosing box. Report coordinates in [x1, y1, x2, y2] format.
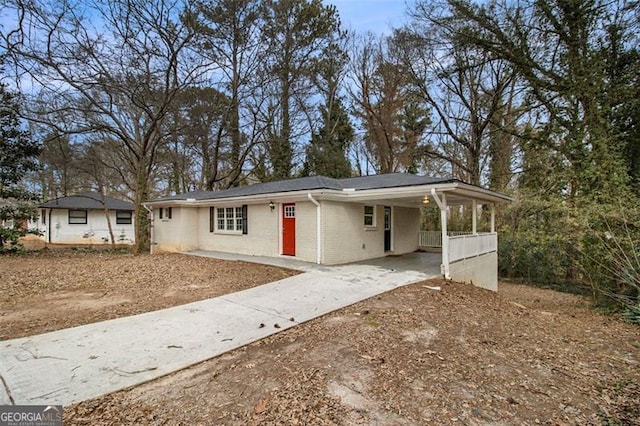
[269, 201, 275, 211]
[422, 195, 430, 204]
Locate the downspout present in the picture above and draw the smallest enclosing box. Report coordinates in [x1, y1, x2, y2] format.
[431, 188, 450, 279]
[307, 193, 321, 265]
[142, 204, 154, 255]
[48, 209, 52, 244]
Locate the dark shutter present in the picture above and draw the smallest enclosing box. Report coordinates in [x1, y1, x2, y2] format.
[159, 208, 163, 219]
[168, 207, 172, 219]
[242, 205, 248, 235]
[209, 207, 214, 233]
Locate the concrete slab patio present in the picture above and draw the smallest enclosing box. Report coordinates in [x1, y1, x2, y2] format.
[0, 252, 440, 407]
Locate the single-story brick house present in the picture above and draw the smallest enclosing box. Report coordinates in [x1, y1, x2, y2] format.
[38, 191, 135, 245]
[145, 173, 511, 291]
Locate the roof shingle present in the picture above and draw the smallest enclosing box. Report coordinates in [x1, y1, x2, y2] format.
[153, 173, 455, 202]
[39, 192, 134, 211]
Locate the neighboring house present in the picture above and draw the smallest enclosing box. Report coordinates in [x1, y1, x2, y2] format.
[145, 173, 511, 291]
[38, 192, 135, 245]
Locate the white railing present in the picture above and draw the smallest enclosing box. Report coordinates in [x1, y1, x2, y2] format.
[448, 232, 497, 262]
[419, 231, 473, 247]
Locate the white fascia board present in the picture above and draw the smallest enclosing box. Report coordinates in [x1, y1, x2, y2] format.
[453, 183, 513, 203]
[327, 183, 460, 202]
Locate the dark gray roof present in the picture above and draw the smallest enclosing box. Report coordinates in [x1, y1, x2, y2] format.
[154, 173, 456, 202]
[40, 191, 134, 211]
[338, 174, 454, 190]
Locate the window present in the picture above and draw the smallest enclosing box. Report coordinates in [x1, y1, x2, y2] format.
[116, 210, 132, 225]
[41, 209, 46, 225]
[69, 210, 87, 224]
[215, 205, 247, 234]
[159, 207, 172, 220]
[364, 205, 375, 227]
[284, 205, 295, 218]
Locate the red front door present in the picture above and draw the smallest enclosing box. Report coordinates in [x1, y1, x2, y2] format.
[282, 203, 296, 256]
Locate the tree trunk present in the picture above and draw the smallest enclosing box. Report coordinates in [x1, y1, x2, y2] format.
[98, 189, 116, 248]
[132, 164, 151, 254]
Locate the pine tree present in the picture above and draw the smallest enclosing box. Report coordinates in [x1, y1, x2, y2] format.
[303, 98, 353, 177]
[0, 83, 41, 251]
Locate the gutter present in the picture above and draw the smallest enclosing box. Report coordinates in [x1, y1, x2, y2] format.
[48, 208, 52, 244]
[307, 193, 322, 265]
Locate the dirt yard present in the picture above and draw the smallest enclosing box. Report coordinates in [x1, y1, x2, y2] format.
[0, 249, 297, 339]
[2, 250, 639, 425]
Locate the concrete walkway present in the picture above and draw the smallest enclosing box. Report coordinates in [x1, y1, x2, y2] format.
[0, 253, 440, 407]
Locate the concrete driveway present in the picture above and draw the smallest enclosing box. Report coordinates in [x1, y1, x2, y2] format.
[0, 252, 440, 407]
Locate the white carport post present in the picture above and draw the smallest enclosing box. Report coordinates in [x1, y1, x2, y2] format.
[430, 188, 450, 279]
[472, 199, 477, 235]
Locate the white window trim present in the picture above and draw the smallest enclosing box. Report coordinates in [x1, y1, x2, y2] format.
[364, 204, 376, 228]
[215, 206, 243, 235]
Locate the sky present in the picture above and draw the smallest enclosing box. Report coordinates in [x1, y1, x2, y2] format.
[325, 0, 409, 34]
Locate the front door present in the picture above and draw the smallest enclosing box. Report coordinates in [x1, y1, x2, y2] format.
[384, 206, 391, 252]
[282, 203, 296, 256]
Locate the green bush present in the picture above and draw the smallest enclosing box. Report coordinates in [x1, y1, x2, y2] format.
[498, 196, 640, 308]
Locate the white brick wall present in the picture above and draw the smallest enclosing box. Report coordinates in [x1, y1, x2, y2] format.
[293, 201, 318, 263]
[197, 204, 279, 257]
[153, 207, 199, 252]
[391, 206, 420, 254]
[152, 201, 422, 266]
[321, 201, 385, 265]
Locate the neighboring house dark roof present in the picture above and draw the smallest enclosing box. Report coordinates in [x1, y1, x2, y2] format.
[39, 192, 135, 211]
[155, 173, 457, 202]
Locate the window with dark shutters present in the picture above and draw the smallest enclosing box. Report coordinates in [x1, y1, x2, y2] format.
[214, 206, 245, 234]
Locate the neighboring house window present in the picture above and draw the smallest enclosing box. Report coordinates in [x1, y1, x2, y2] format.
[41, 209, 46, 225]
[69, 210, 88, 224]
[116, 211, 132, 225]
[364, 205, 376, 227]
[159, 207, 172, 220]
[215, 205, 247, 234]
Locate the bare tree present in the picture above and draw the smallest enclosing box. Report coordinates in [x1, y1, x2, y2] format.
[348, 33, 430, 174]
[394, 15, 522, 186]
[2, 0, 208, 252]
[193, 0, 266, 187]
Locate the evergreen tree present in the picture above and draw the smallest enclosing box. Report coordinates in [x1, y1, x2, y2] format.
[0, 83, 41, 251]
[303, 98, 353, 177]
[261, 0, 342, 180]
